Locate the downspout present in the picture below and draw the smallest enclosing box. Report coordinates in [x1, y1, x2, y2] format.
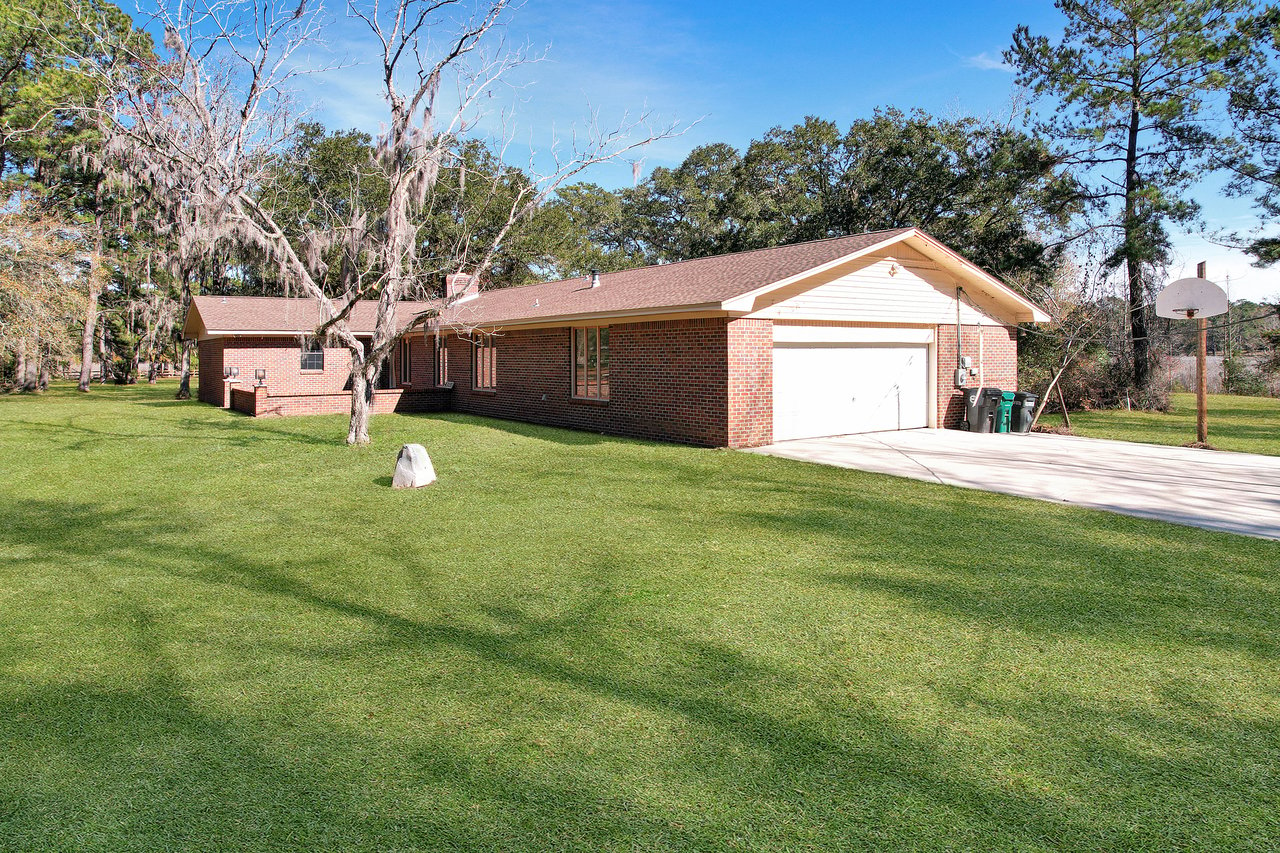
[955, 286, 963, 378]
[978, 315, 985, 388]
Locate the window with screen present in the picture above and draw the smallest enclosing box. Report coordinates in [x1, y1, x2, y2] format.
[434, 335, 448, 385]
[300, 339, 324, 371]
[397, 338, 412, 385]
[573, 327, 609, 400]
[473, 337, 496, 390]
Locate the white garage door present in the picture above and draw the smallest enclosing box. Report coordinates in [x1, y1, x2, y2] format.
[773, 342, 930, 441]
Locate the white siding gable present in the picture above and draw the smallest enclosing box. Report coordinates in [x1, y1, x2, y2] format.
[743, 246, 1010, 326]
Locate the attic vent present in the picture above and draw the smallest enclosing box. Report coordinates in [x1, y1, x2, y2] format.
[590, 269, 601, 288]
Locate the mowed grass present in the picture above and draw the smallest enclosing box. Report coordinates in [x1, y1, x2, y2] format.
[1, 383, 1278, 852]
[1040, 392, 1280, 456]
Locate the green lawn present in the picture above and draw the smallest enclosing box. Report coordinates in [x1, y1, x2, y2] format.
[1, 383, 1277, 851]
[1040, 392, 1280, 456]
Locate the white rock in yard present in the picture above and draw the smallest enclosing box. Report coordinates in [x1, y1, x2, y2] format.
[392, 443, 436, 489]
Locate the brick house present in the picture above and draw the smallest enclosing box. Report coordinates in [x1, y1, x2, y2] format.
[181, 228, 1047, 447]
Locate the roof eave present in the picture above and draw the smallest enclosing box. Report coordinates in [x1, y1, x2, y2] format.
[902, 231, 1051, 323]
[440, 302, 733, 329]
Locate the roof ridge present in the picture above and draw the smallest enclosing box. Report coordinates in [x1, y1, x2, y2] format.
[196, 294, 436, 303]
[612, 226, 917, 275]
[477, 227, 919, 296]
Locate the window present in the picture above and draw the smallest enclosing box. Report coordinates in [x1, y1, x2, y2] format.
[573, 327, 609, 400]
[434, 335, 448, 386]
[301, 340, 324, 371]
[473, 336, 496, 390]
[397, 338, 412, 385]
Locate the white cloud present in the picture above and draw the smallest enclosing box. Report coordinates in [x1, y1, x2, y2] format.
[964, 52, 1013, 73]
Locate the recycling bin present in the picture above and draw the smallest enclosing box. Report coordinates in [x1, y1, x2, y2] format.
[994, 391, 1016, 433]
[1010, 392, 1038, 434]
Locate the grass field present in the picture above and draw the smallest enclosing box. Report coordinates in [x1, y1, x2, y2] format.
[1039, 392, 1280, 456]
[1, 383, 1277, 851]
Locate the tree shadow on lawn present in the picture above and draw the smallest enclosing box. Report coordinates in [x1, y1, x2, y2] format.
[7, 499, 1280, 845]
[735, 482, 1280, 661]
[422, 412, 661, 447]
[4, 410, 343, 451]
[2, 499, 1241, 849]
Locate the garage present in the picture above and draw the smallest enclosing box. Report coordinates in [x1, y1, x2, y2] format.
[772, 326, 932, 441]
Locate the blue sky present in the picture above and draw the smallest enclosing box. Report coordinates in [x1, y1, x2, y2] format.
[294, 0, 1278, 301]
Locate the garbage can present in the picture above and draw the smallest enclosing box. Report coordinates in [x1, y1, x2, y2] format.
[1010, 392, 1038, 434]
[962, 387, 1003, 432]
[994, 391, 1016, 433]
[961, 387, 981, 431]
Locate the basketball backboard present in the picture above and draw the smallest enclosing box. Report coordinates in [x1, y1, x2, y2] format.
[1155, 278, 1228, 319]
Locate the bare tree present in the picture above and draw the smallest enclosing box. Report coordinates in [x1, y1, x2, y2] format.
[0, 207, 104, 390]
[72, 0, 679, 443]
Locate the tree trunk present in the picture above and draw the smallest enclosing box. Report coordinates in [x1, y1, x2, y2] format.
[176, 265, 194, 399]
[78, 285, 100, 392]
[1124, 57, 1149, 396]
[347, 360, 375, 445]
[79, 203, 106, 393]
[21, 342, 39, 391]
[14, 340, 26, 391]
[38, 354, 51, 391]
[176, 339, 194, 399]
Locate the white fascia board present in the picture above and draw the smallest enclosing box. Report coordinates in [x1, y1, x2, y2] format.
[720, 228, 1051, 324]
[903, 232, 1050, 323]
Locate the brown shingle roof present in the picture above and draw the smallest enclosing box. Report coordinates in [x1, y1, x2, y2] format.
[186, 295, 438, 337]
[186, 228, 1052, 336]
[442, 228, 914, 327]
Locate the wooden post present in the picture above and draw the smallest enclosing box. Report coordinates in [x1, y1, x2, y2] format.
[1197, 315, 1208, 444]
[1194, 261, 1209, 445]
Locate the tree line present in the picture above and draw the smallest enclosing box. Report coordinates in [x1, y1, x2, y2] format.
[3, 0, 1280, 443]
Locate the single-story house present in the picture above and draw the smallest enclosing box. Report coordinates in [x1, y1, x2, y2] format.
[181, 227, 1047, 447]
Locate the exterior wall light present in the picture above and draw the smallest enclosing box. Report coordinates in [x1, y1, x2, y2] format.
[255, 368, 266, 386]
[228, 366, 239, 379]
[223, 367, 231, 379]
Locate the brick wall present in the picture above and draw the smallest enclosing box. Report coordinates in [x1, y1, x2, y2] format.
[221, 336, 354, 395]
[448, 317, 734, 447]
[726, 318, 773, 447]
[935, 324, 1018, 428]
[251, 388, 450, 417]
[201, 319, 1021, 444]
[229, 383, 448, 417]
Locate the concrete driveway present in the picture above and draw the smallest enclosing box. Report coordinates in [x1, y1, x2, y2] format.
[746, 429, 1280, 540]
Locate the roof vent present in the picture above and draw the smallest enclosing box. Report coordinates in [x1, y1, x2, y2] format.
[590, 269, 601, 288]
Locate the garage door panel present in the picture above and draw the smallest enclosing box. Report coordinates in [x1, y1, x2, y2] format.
[773, 343, 929, 441]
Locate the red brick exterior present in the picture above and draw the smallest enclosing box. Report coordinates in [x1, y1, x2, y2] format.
[727, 319, 773, 447]
[199, 334, 442, 414]
[230, 384, 449, 417]
[199, 317, 1021, 446]
[935, 324, 1019, 428]
[447, 318, 745, 447]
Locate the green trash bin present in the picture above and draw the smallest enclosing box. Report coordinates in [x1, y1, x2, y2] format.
[995, 391, 1016, 433]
